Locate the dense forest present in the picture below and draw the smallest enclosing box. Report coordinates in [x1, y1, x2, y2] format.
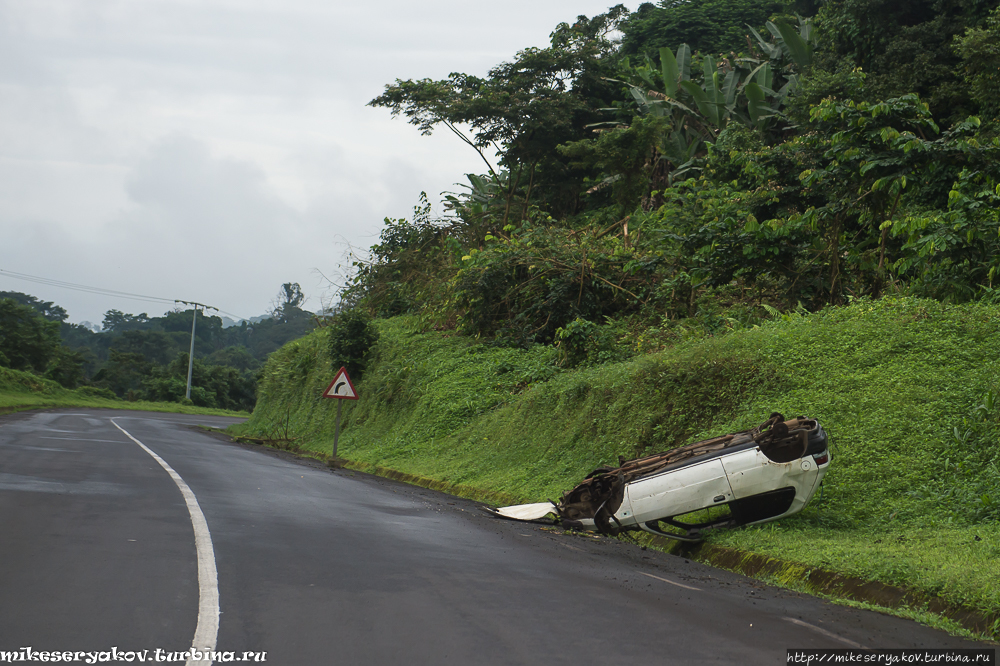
[351, 0, 1000, 358]
[0, 284, 318, 411]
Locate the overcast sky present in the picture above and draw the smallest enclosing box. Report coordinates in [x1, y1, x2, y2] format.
[0, 0, 639, 326]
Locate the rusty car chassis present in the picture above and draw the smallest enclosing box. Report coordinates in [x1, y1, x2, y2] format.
[487, 414, 830, 542]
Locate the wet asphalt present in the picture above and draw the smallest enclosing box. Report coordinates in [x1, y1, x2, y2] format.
[0, 408, 992, 665]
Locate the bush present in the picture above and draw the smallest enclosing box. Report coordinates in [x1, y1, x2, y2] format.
[328, 309, 380, 380]
[74, 386, 118, 400]
[45, 345, 86, 389]
[453, 225, 658, 346]
[554, 317, 629, 367]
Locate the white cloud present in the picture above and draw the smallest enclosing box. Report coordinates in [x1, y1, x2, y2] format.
[0, 0, 637, 322]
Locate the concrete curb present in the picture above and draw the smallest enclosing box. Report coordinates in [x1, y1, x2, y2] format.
[639, 536, 999, 638]
[340, 459, 523, 507]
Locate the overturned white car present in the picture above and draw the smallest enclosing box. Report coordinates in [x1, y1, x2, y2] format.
[487, 414, 830, 542]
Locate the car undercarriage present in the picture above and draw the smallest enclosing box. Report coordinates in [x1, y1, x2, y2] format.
[487, 413, 830, 542]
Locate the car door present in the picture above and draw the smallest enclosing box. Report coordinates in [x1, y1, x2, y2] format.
[626, 459, 735, 524]
[722, 446, 802, 499]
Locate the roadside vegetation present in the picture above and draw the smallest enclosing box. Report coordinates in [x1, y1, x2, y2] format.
[0, 365, 246, 417]
[237, 299, 1000, 627]
[0, 282, 319, 412]
[355, 0, 1000, 335]
[238, 0, 1000, 635]
[4, 0, 995, 634]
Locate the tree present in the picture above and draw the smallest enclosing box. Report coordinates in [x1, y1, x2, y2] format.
[143, 354, 256, 411]
[45, 346, 86, 389]
[619, 0, 791, 58]
[369, 8, 629, 220]
[565, 19, 816, 209]
[699, 94, 1000, 305]
[346, 194, 464, 319]
[558, 113, 674, 210]
[206, 345, 260, 372]
[0, 298, 60, 373]
[244, 312, 314, 358]
[110, 330, 175, 365]
[955, 5, 1000, 121]
[101, 309, 152, 332]
[888, 133, 1000, 300]
[271, 282, 305, 322]
[452, 225, 657, 345]
[0, 291, 68, 321]
[161, 309, 225, 356]
[815, 0, 995, 122]
[793, 95, 945, 299]
[91, 350, 153, 397]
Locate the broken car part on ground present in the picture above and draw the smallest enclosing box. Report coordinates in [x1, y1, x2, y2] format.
[488, 414, 830, 542]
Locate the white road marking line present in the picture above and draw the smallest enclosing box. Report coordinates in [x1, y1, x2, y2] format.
[21, 447, 79, 453]
[41, 436, 130, 443]
[640, 571, 701, 591]
[112, 419, 219, 666]
[783, 617, 867, 649]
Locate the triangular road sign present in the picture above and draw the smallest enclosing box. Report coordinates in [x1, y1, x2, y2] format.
[323, 367, 359, 400]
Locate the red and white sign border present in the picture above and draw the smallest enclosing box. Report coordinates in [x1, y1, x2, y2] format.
[323, 366, 359, 400]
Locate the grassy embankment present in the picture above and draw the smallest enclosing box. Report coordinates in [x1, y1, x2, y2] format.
[235, 297, 1000, 634]
[0, 366, 248, 417]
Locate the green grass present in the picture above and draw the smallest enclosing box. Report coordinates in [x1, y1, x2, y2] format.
[237, 297, 1000, 623]
[0, 366, 249, 418]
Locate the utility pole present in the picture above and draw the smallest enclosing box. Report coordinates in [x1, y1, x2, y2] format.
[175, 300, 217, 401]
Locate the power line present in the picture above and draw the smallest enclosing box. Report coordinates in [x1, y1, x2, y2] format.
[0, 268, 248, 321]
[1, 268, 176, 305]
[215, 308, 248, 322]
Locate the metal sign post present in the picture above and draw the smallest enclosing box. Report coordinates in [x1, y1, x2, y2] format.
[333, 400, 343, 457]
[322, 367, 359, 459]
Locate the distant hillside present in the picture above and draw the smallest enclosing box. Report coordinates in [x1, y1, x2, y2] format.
[1, 283, 322, 410]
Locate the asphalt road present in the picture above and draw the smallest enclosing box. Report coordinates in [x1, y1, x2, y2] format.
[0, 408, 992, 665]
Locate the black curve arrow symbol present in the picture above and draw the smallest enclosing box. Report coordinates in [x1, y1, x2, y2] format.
[335, 381, 346, 394]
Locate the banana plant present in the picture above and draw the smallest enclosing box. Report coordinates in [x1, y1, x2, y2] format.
[658, 44, 691, 97]
[679, 54, 740, 130]
[591, 20, 817, 189]
[602, 44, 709, 178]
[740, 63, 779, 123]
[746, 16, 816, 100]
[619, 44, 772, 136]
[614, 15, 816, 131]
[772, 17, 814, 70]
[442, 172, 507, 219]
